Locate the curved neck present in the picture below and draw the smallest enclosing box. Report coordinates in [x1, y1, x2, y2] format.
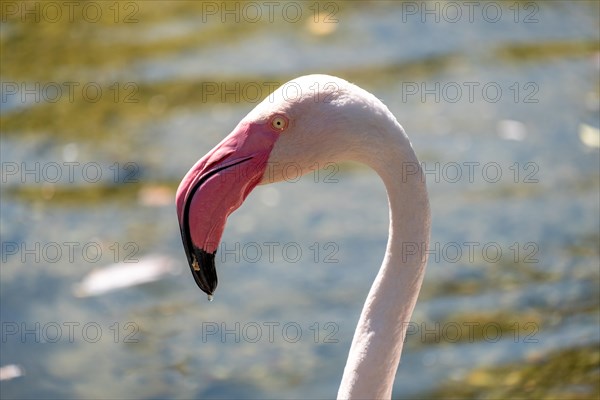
[338, 124, 431, 399]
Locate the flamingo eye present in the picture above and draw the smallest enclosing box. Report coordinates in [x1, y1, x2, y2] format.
[270, 115, 288, 132]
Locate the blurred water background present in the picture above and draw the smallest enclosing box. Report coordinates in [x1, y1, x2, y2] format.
[1, 1, 599, 399]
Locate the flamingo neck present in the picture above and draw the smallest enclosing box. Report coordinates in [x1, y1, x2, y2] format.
[337, 123, 431, 399]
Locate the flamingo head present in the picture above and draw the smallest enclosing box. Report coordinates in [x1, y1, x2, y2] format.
[175, 75, 394, 296]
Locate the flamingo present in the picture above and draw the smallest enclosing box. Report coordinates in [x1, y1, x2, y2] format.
[175, 75, 431, 399]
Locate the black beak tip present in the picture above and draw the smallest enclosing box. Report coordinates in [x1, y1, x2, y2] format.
[189, 247, 218, 296]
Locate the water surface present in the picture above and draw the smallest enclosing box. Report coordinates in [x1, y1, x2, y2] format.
[1, 1, 599, 399]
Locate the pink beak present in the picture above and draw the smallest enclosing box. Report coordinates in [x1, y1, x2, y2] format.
[176, 120, 280, 296]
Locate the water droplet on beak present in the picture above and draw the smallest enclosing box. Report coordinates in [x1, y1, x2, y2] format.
[207, 294, 213, 302]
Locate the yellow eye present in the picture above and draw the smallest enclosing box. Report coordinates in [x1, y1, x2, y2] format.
[270, 115, 288, 132]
